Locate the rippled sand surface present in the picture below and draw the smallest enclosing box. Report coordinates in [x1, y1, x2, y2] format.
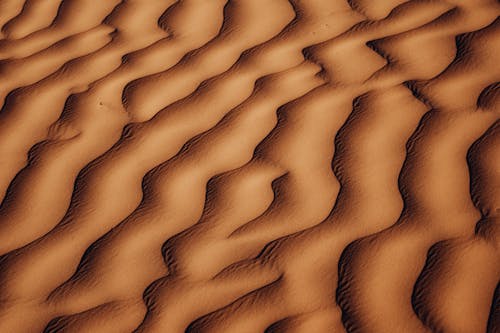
[0, 0, 498, 332]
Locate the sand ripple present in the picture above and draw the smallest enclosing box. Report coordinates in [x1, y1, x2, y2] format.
[0, 0, 498, 332]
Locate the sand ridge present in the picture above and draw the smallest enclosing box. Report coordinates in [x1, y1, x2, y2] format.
[0, 0, 499, 332]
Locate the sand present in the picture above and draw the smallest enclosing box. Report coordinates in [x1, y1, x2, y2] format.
[0, 0, 498, 332]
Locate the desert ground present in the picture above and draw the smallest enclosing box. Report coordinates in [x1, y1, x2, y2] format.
[0, 0, 498, 332]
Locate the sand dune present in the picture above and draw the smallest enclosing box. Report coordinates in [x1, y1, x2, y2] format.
[0, 0, 498, 332]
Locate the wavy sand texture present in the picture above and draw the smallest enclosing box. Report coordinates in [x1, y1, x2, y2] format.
[0, 0, 499, 332]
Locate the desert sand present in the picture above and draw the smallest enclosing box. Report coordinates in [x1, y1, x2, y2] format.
[0, 0, 498, 332]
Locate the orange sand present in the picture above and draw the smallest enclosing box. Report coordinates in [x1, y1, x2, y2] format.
[0, 0, 498, 332]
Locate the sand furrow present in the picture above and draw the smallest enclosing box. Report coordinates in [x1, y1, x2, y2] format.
[412, 122, 500, 333]
[336, 111, 498, 333]
[0, 0, 25, 34]
[2, 0, 62, 40]
[0, 0, 124, 59]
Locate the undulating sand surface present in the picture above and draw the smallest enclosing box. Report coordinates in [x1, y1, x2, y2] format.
[0, 0, 499, 332]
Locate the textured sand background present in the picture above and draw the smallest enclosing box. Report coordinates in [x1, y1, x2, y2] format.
[0, 0, 499, 332]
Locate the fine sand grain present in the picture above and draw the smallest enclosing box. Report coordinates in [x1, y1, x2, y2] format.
[0, 0, 499, 332]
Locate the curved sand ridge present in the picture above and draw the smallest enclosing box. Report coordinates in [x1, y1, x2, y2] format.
[0, 0, 499, 332]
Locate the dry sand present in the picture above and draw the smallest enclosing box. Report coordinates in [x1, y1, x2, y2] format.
[0, 0, 499, 332]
